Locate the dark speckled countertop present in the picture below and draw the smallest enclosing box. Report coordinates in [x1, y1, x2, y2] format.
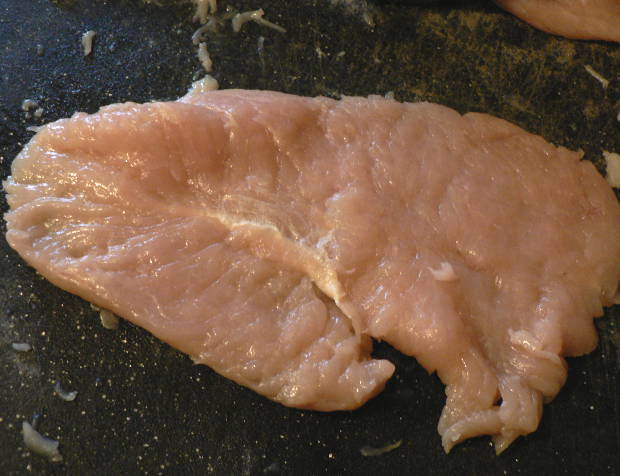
[1, 1, 619, 474]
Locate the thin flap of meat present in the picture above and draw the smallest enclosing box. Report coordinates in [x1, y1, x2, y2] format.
[5, 90, 620, 452]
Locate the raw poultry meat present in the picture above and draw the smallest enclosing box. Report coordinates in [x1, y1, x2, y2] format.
[495, 0, 620, 42]
[5, 89, 620, 452]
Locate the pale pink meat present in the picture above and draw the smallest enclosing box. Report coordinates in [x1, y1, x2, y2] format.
[5, 90, 620, 452]
[495, 0, 620, 42]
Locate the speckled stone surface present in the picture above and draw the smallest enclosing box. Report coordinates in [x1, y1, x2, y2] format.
[1, 1, 619, 474]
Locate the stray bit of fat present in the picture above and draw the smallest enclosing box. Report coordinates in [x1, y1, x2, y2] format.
[90, 303, 120, 330]
[192, 22, 217, 44]
[22, 421, 63, 463]
[21, 99, 38, 112]
[11, 342, 32, 352]
[193, 0, 217, 24]
[99, 309, 119, 329]
[232, 9, 286, 33]
[604, 151, 620, 188]
[197, 42, 213, 72]
[54, 381, 78, 402]
[81, 30, 96, 56]
[584, 65, 609, 88]
[190, 75, 219, 93]
[360, 440, 402, 457]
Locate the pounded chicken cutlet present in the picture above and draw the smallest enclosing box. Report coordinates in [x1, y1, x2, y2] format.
[5, 89, 620, 452]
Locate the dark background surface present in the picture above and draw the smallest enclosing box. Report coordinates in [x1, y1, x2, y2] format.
[1, 1, 619, 474]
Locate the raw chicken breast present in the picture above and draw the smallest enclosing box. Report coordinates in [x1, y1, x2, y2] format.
[495, 0, 620, 42]
[5, 90, 620, 453]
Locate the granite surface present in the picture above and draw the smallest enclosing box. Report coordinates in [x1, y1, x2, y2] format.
[1, 0, 619, 474]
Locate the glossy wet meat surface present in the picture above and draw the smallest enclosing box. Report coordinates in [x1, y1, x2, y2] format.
[5, 90, 620, 452]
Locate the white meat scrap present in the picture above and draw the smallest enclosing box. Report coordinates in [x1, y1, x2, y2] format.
[232, 9, 286, 33]
[81, 30, 96, 56]
[604, 151, 620, 187]
[197, 42, 213, 72]
[193, 0, 217, 24]
[22, 421, 63, 462]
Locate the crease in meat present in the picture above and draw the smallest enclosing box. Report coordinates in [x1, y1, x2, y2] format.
[170, 202, 364, 338]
